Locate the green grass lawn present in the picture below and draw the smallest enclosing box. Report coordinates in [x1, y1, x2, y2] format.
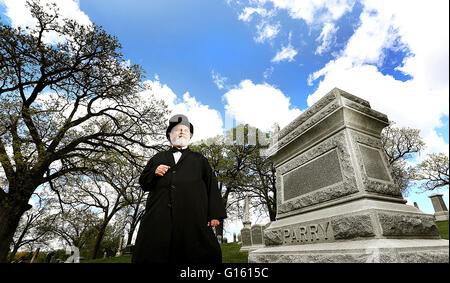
[221, 243, 248, 263]
[436, 220, 449, 240]
[82, 242, 248, 263]
[82, 222, 449, 263]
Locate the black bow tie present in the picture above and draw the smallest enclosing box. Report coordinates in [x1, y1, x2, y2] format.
[170, 147, 187, 153]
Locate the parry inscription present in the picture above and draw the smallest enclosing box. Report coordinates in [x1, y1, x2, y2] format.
[282, 221, 333, 245]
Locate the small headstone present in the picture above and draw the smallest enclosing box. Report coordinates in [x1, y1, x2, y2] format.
[233, 233, 237, 243]
[429, 194, 449, 221]
[251, 225, 264, 246]
[239, 228, 252, 252]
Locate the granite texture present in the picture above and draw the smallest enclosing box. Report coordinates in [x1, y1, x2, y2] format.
[277, 90, 338, 141]
[398, 251, 449, 263]
[282, 149, 343, 201]
[377, 212, 441, 237]
[349, 129, 403, 198]
[331, 214, 376, 240]
[240, 228, 252, 247]
[263, 229, 283, 246]
[342, 98, 388, 123]
[249, 249, 449, 263]
[277, 131, 359, 215]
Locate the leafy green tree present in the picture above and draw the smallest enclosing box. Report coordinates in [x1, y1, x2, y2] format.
[0, 0, 167, 262]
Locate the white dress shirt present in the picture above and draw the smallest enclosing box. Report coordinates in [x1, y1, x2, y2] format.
[173, 146, 188, 164]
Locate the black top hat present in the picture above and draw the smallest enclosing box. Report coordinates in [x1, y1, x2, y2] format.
[166, 114, 194, 141]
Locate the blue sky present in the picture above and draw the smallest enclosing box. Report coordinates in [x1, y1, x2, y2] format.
[1, 0, 448, 235]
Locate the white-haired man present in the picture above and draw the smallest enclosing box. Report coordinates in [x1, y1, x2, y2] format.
[132, 114, 227, 263]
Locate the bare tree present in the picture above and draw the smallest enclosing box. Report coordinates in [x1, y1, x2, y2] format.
[0, 0, 167, 262]
[414, 152, 449, 191]
[381, 122, 425, 196]
[9, 191, 58, 262]
[44, 207, 100, 252]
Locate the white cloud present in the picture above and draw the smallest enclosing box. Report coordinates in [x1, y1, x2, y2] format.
[211, 70, 228, 90]
[263, 66, 274, 79]
[267, 0, 355, 25]
[141, 79, 224, 142]
[1, 0, 92, 44]
[271, 42, 298, 63]
[238, 7, 273, 22]
[254, 21, 280, 43]
[223, 79, 302, 132]
[315, 22, 339, 55]
[307, 0, 449, 157]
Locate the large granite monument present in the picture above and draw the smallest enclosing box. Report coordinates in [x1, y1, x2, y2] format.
[249, 88, 449, 263]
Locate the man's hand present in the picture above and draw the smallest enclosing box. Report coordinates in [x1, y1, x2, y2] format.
[207, 219, 220, 227]
[155, 165, 170, 176]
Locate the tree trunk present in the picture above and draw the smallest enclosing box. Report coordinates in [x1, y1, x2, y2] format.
[90, 223, 107, 259]
[8, 245, 20, 263]
[127, 222, 137, 246]
[0, 197, 32, 263]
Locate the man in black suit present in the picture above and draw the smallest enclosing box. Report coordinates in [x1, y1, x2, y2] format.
[132, 114, 227, 263]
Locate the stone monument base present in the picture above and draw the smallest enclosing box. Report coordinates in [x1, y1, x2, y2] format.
[248, 238, 449, 263]
[251, 197, 449, 263]
[240, 244, 265, 253]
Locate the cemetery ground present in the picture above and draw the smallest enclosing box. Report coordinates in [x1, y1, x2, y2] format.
[84, 221, 448, 263]
[9, 221, 447, 263]
[81, 242, 249, 263]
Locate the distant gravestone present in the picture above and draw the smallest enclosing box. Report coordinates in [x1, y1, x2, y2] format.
[429, 194, 449, 221]
[239, 228, 252, 252]
[251, 225, 264, 246]
[233, 233, 237, 243]
[122, 245, 134, 255]
[249, 88, 449, 263]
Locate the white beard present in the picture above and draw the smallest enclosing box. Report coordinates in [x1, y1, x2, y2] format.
[171, 136, 190, 147]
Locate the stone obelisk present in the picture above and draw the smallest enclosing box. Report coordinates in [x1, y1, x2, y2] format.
[243, 195, 251, 229]
[240, 196, 253, 252]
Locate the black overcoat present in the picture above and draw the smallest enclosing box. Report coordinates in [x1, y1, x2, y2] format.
[132, 147, 227, 263]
